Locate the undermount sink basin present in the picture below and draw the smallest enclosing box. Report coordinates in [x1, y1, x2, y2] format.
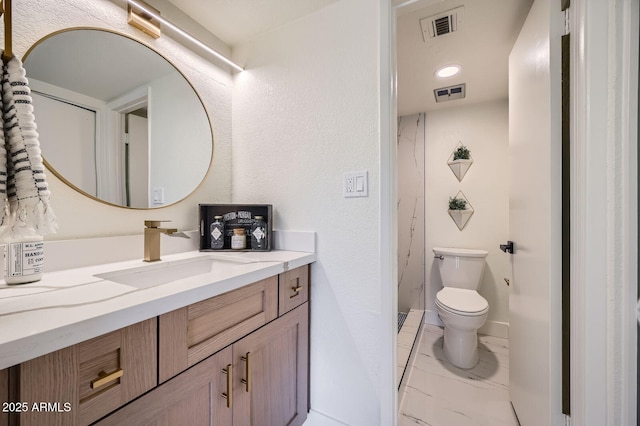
[95, 255, 254, 289]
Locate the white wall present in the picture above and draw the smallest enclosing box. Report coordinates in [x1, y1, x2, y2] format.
[231, 1, 392, 424]
[149, 72, 211, 206]
[10, 0, 233, 239]
[425, 100, 510, 337]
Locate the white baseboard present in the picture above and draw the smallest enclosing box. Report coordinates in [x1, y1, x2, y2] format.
[479, 320, 509, 339]
[303, 410, 349, 426]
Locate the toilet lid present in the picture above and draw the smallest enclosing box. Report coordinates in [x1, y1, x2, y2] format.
[436, 288, 488, 314]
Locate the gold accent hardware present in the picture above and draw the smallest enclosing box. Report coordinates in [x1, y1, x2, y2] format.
[128, 0, 161, 39]
[504, 278, 510, 286]
[240, 353, 251, 392]
[144, 220, 178, 262]
[290, 285, 303, 299]
[91, 369, 124, 389]
[221, 364, 232, 408]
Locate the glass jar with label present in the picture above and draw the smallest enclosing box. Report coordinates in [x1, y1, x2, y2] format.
[210, 216, 225, 249]
[231, 228, 247, 250]
[250, 216, 267, 250]
[4, 233, 44, 284]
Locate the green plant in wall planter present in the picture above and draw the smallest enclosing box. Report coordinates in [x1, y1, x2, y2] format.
[448, 196, 467, 210]
[448, 191, 474, 230]
[453, 146, 470, 160]
[448, 142, 473, 182]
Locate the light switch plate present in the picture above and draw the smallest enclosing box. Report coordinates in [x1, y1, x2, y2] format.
[343, 171, 368, 198]
[152, 187, 165, 205]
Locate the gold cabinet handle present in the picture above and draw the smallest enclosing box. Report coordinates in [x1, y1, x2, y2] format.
[221, 364, 232, 408]
[290, 285, 303, 299]
[240, 352, 251, 392]
[91, 369, 124, 389]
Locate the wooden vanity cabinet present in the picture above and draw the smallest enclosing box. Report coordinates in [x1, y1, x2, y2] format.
[233, 302, 308, 426]
[6, 264, 310, 426]
[1, 368, 8, 426]
[158, 276, 278, 383]
[94, 346, 233, 426]
[98, 303, 308, 426]
[15, 318, 157, 426]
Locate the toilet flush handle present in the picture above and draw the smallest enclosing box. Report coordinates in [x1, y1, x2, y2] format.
[434, 254, 444, 260]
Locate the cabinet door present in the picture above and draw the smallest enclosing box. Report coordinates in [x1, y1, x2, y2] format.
[18, 318, 157, 426]
[0, 368, 7, 426]
[233, 303, 309, 426]
[95, 346, 233, 426]
[159, 276, 278, 382]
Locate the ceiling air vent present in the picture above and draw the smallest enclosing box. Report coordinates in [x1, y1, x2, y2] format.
[434, 83, 466, 103]
[420, 6, 464, 40]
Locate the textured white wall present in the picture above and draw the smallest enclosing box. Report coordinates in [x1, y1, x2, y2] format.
[9, 0, 233, 239]
[424, 100, 510, 337]
[231, 1, 389, 424]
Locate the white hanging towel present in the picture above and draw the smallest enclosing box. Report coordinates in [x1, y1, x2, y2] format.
[0, 53, 56, 236]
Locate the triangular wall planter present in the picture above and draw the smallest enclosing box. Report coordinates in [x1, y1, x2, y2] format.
[448, 191, 474, 230]
[447, 159, 473, 182]
[448, 209, 474, 230]
[447, 142, 473, 182]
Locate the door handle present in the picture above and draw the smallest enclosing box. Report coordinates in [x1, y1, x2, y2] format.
[500, 241, 515, 254]
[221, 364, 232, 408]
[241, 352, 251, 392]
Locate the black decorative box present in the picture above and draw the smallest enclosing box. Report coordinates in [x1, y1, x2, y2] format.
[199, 204, 273, 251]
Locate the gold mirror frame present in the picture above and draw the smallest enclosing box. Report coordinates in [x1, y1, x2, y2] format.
[23, 27, 214, 210]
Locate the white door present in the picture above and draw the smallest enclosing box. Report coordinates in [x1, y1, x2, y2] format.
[127, 114, 149, 208]
[32, 93, 97, 196]
[508, 0, 564, 425]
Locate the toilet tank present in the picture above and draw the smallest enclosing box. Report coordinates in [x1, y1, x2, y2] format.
[433, 247, 488, 290]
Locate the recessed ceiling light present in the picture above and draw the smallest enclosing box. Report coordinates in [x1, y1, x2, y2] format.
[435, 65, 461, 78]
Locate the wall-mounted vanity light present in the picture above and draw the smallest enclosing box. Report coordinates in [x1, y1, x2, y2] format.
[127, 0, 244, 72]
[128, 0, 161, 39]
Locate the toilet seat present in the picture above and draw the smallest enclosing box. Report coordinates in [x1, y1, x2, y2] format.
[436, 288, 488, 316]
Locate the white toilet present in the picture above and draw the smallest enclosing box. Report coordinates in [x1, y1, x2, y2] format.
[433, 247, 489, 369]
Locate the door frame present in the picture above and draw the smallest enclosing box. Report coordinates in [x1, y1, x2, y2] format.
[569, 0, 639, 424]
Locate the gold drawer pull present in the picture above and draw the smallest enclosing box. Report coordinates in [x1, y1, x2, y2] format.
[290, 285, 303, 299]
[240, 352, 251, 392]
[221, 364, 232, 408]
[91, 369, 124, 389]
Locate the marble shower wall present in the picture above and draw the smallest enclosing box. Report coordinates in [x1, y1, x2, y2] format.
[397, 113, 425, 313]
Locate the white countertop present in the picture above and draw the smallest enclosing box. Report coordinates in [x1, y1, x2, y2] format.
[0, 249, 315, 370]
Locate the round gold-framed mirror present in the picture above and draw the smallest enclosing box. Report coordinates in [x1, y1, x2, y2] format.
[23, 28, 213, 209]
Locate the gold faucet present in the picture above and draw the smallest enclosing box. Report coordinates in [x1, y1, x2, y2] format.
[144, 220, 178, 262]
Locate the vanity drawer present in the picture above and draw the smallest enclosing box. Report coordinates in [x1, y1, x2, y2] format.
[279, 265, 309, 315]
[159, 276, 278, 383]
[17, 318, 157, 426]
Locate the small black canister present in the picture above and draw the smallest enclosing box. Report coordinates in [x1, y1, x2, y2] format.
[250, 216, 267, 250]
[210, 216, 225, 249]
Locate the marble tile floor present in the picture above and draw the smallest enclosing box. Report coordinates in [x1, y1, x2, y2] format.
[398, 325, 520, 426]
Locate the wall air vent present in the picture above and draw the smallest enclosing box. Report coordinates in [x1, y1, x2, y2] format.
[420, 6, 464, 40]
[434, 83, 466, 103]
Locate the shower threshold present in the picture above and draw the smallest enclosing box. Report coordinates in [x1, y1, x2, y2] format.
[397, 309, 424, 389]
